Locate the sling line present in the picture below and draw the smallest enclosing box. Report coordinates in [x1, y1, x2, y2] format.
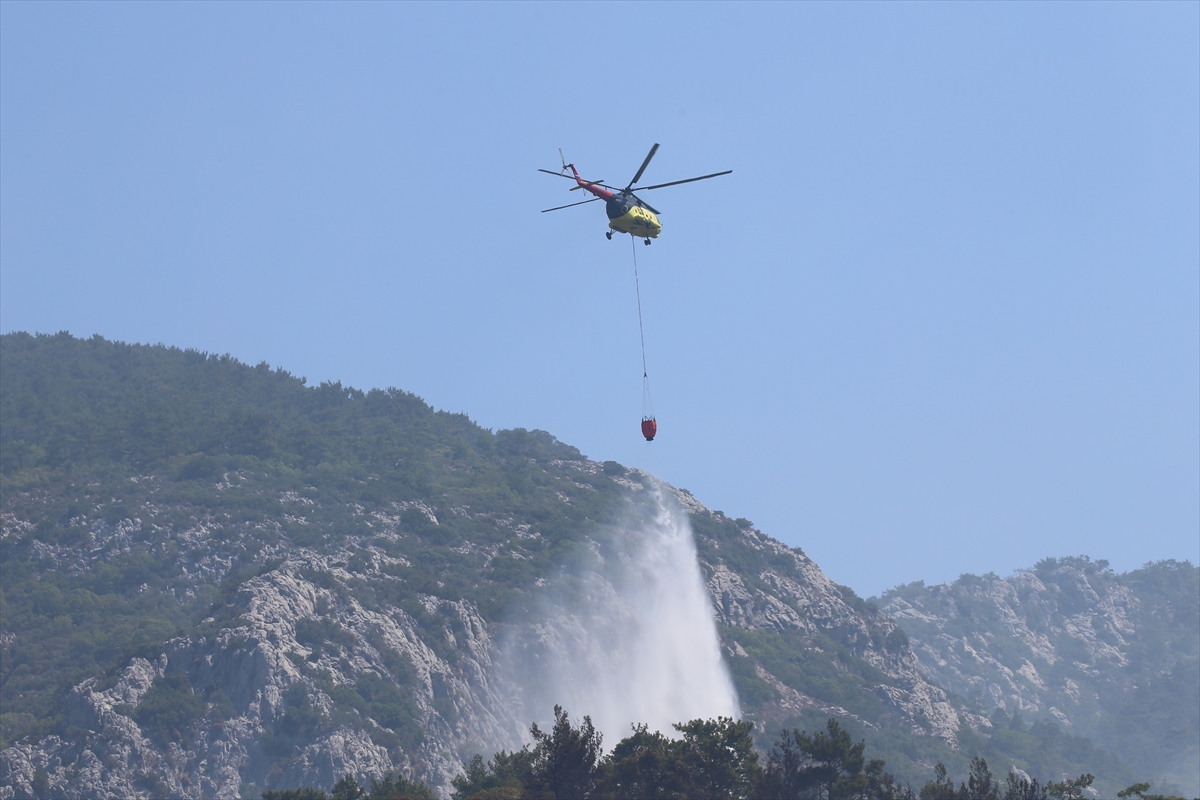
[632, 234, 648, 379]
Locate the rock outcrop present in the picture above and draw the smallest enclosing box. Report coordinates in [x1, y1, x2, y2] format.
[683, 496, 966, 748]
[1, 470, 969, 799]
[875, 557, 1199, 795]
[5, 334, 1191, 799]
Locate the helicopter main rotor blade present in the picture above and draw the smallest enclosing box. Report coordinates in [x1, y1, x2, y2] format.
[627, 143, 660, 189]
[541, 197, 602, 213]
[634, 170, 733, 192]
[538, 169, 577, 180]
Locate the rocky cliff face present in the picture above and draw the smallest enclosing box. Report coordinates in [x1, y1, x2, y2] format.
[692, 514, 970, 747]
[0, 534, 513, 799]
[0, 462, 965, 800]
[875, 557, 1199, 795]
[3, 334, 1192, 800]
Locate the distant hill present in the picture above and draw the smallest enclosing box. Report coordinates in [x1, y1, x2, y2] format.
[1, 332, 1193, 798]
[874, 557, 1199, 797]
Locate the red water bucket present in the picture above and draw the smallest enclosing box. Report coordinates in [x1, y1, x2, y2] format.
[641, 417, 657, 441]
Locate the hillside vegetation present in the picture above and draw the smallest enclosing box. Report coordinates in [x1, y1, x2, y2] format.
[1, 331, 625, 747]
[876, 558, 1199, 795]
[1, 332, 1193, 799]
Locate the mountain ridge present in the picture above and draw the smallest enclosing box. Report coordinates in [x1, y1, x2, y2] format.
[874, 556, 1198, 795]
[1, 332, 1195, 798]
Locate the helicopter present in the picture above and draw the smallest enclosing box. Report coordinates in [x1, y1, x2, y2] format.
[539, 143, 731, 244]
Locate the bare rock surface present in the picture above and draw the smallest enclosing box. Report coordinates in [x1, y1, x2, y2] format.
[674, 482, 962, 750]
[874, 557, 1199, 795]
[0, 469, 974, 799]
[876, 559, 1155, 718]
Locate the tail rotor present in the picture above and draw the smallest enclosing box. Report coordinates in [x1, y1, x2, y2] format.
[538, 148, 580, 183]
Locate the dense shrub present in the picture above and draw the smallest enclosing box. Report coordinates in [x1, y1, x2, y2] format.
[135, 672, 204, 749]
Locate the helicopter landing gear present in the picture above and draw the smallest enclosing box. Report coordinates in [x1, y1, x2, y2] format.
[606, 231, 613, 240]
[643, 238, 652, 246]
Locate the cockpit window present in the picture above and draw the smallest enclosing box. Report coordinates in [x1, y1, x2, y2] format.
[606, 195, 631, 219]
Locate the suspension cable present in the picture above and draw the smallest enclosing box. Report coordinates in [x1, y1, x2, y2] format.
[632, 235, 648, 379]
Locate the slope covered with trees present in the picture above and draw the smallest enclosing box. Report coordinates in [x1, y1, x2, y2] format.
[0, 332, 1187, 798]
[1, 331, 624, 745]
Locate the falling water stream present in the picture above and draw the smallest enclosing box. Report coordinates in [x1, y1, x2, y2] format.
[499, 483, 740, 745]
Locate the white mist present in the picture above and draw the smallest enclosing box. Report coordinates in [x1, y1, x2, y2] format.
[501, 483, 740, 745]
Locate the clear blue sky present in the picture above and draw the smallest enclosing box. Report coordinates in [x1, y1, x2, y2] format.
[2, 2, 1196, 597]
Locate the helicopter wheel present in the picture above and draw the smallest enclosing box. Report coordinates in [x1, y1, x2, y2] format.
[644, 238, 651, 246]
[606, 231, 613, 240]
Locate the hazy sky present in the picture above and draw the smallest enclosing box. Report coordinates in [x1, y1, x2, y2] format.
[2, 2, 1196, 597]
